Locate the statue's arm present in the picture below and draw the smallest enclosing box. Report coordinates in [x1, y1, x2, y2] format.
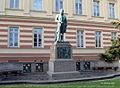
[55, 15, 61, 23]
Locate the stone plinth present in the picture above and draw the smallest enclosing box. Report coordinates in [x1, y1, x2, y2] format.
[48, 42, 80, 80]
[50, 42, 72, 60]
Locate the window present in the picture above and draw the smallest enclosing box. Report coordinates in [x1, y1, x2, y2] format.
[56, 0, 63, 12]
[23, 63, 31, 73]
[77, 31, 84, 48]
[111, 32, 117, 40]
[36, 63, 43, 72]
[33, 28, 42, 48]
[75, 0, 82, 15]
[10, 0, 19, 9]
[76, 62, 80, 71]
[33, 0, 42, 11]
[109, 3, 115, 18]
[93, 0, 99, 16]
[95, 31, 101, 48]
[9, 27, 19, 47]
[83, 61, 91, 70]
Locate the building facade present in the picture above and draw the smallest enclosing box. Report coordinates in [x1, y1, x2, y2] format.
[0, 0, 120, 73]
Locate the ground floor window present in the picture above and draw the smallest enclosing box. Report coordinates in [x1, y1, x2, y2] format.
[76, 62, 80, 71]
[36, 63, 43, 72]
[83, 61, 91, 70]
[76, 61, 91, 71]
[23, 63, 31, 73]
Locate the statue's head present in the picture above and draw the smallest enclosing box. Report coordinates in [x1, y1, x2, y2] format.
[60, 9, 64, 15]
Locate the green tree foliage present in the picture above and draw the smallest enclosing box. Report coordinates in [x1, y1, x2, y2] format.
[100, 38, 120, 63]
[112, 20, 120, 29]
[100, 21, 120, 63]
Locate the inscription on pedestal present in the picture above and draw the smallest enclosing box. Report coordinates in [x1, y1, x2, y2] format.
[50, 42, 72, 60]
[57, 47, 71, 59]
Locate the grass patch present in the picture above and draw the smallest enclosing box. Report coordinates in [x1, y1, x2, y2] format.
[0, 77, 120, 88]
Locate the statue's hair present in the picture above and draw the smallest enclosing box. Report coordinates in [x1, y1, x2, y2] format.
[60, 9, 64, 14]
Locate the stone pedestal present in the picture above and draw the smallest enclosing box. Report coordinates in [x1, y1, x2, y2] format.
[48, 42, 80, 80]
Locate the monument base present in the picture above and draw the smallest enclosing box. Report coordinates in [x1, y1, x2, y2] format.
[48, 59, 80, 80]
[48, 42, 80, 80]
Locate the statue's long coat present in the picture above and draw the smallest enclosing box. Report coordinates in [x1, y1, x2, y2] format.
[56, 14, 67, 34]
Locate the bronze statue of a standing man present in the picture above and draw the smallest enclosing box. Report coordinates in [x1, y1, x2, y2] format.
[55, 9, 67, 43]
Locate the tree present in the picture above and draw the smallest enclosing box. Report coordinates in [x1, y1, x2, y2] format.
[100, 38, 120, 63]
[112, 20, 120, 29]
[99, 21, 120, 63]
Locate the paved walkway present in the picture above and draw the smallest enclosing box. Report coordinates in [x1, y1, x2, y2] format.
[0, 71, 120, 84]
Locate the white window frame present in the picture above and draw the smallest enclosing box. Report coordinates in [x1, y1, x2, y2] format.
[95, 31, 101, 48]
[77, 30, 84, 48]
[10, 0, 19, 9]
[8, 27, 19, 48]
[93, 0, 99, 16]
[111, 32, 117, 40]
[75, 0, 82, 15]
[33, 0, 42, 11]
[56, 0, 63, 12]
[109, 3, 115, 18]
[33, 28, 42, 48]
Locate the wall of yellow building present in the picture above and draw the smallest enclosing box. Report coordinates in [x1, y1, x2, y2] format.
[0, 0, 120, 23]
[0, 0, 120, 55]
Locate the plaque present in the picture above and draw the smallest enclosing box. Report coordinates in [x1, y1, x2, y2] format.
[57, 47, 71, 59]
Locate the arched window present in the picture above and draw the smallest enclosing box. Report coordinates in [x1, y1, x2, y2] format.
[75, 0, 82, 15]
[33, 0, 42, 11]
[93, 0, 99, 16]
[109, 3, 115, 18]
[10, 0, 19, 9]
[56, 0, 63, 12]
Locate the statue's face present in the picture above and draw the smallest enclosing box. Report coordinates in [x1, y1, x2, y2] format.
[60, 9, 64, 15]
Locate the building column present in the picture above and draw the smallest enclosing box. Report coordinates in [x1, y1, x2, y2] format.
[0, 0, 5, 15]
[46, 0, 52, 16]
[103, 0, 108, 21]
[23, 0, 30, 15]
[67, 0, 73, 17]
[117, 0, 120, 20]
[87, 0, 92, 19]
[64, 0, 67, 13]
[83, 0, 87, 16]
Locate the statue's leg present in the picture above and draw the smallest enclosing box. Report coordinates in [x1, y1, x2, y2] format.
[61, 33, 63, 42]
[55, 31, 57, 41]
[56, 28, 61, 42]
[58, 31, 61, 42]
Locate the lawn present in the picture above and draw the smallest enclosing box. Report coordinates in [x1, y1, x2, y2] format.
[0, 77, 120, 88]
